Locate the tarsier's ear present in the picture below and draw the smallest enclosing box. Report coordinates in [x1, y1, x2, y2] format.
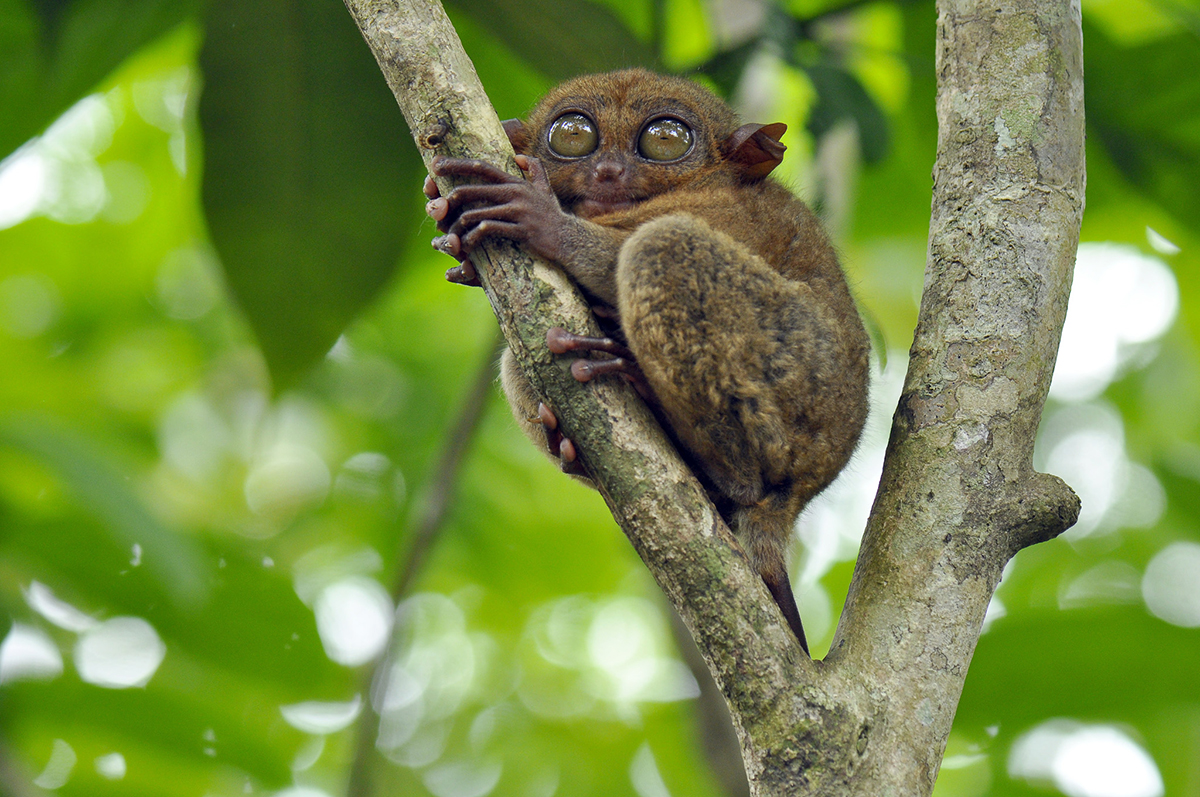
[723, 122, 787, 179]
[502, 119, 530, 154]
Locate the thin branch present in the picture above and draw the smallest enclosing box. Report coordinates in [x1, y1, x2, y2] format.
[345, 337, 499, 797]
[391, 332, 502, 597]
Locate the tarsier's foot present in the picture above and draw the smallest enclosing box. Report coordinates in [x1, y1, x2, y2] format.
[531, 402, 586, 476]
[545, 327, 649, 397]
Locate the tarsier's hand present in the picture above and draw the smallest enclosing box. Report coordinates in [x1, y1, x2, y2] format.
[423, 172, 480, 286]
[424, 155, 571, 281]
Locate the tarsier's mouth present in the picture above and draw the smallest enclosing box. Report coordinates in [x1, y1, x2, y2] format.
[576, 197, 641, 218]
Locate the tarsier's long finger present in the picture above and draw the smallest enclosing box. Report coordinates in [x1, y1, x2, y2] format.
[513, 155, 553, 192]
[430, 157, 519, 184]
[431, 233, 462, 258]
[440, 184, 523, 217]
[445, 260, 480, 286]
[426, 197, 449, 223]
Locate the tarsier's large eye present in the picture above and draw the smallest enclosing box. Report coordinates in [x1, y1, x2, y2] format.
[547, 113, 598, 158]
[638, 117, 693, 161]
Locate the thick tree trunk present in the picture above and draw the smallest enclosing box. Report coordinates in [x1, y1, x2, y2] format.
[825, 0, 1086, 791]
[342, 0, 1083, 794]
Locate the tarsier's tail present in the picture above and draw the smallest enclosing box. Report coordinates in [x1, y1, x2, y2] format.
[733, 496, 809, 654]
[761, 565, 808, 655]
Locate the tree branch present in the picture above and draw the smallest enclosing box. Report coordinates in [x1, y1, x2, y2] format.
[826, 0, 1084, 792]
[345, 336, 499, 797]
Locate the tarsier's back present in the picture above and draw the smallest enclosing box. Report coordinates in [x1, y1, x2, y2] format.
[428, 69, 870, 652]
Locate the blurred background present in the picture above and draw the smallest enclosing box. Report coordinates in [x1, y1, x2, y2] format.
[1, 1, 1198, 796]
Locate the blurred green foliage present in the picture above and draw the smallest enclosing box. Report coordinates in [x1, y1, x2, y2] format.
[1, 1, 1199, 796]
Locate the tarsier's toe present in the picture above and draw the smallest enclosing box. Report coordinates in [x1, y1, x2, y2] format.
[534, 403, 584, 473]
[537, 402, 558, 430]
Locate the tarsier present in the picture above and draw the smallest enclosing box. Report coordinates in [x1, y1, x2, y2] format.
[424, 69, 869, 653]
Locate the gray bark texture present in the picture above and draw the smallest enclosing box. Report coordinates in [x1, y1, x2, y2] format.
[342, 0, 1084, 794]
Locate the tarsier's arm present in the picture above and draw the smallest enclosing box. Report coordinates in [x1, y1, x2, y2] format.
[426, 156, 630, 305]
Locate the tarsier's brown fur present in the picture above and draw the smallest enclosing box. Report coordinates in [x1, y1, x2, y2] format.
[428, 69, 870, 653]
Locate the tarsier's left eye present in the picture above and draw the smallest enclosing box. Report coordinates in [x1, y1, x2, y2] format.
[638, 117, 693, 161]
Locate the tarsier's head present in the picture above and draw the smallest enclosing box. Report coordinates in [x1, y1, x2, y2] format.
[504, 69, 786, 219]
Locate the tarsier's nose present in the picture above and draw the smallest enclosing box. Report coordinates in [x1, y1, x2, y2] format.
[592, 158, 626, 182]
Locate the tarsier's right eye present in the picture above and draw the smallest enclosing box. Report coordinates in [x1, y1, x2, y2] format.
[547, 113, 598, 158]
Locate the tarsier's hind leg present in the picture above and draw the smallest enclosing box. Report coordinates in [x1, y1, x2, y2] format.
[615, 212, 846, 504]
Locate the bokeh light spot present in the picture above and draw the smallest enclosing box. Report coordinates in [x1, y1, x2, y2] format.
[314, 577, 393, 666]
[0, 274, 61, 338]
[0, 623, 63, 684]
[74, 616, 166, 688]
[94, 752, 126, 780]
[1142, 541, 1200, 627]
[1051, 243, 1178, 402]
[34, 739, 76, 790]
[25, 581, 96, 632]
[422, 759, 502, 797]
[244, 444, 331, 517]
[1009, 720, 1163, 797]
[280, 695, 363, 734]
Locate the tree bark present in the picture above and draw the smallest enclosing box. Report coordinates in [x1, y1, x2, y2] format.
[341, 0, 1083, 794]
[825, 0, 1086, 791]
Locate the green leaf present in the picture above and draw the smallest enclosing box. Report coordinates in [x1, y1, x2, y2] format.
[0, 0, 200, 160]
[445, 0, 656, 80]
[198, 0, 421, 389]
[803, 63, 890, 162]
[1085, 21, 1200, 231]
[0, 414, 208, 607]
[697, 39, 758, 98]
